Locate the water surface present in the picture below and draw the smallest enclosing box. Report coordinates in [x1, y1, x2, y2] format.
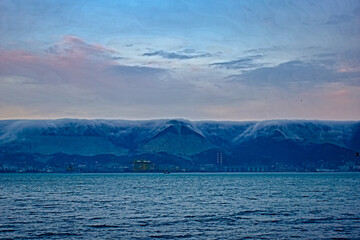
[1, 173, 359, 239]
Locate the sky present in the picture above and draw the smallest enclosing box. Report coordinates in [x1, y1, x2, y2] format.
[0, 0, 359, 121]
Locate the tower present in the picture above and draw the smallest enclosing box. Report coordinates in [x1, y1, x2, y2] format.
[217, 152, 223, 172]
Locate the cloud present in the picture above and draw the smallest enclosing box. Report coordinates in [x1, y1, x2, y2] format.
[0, 36, 210, 119]
[242, 46, 286, 54]
[326, 14, 352, 25]
[325, 5, 360, 25]
[142, 50, 211, 60]
[209, 55, 264, 69]
[0, 36, 172, 102]
[1, 42, 359, 120]
[0, 36, 161, 87]
[312, 50, 360, 85]
[326, 6, 360, 25]
[0, 37, 122, 87]
[228, 60, 360, 87]
[105, 65, 167, 77]
[354, 7, 360, 16]
[46, 35, 120, 60]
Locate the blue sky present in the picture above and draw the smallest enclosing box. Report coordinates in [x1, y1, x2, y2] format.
[0, 0, 359, 120]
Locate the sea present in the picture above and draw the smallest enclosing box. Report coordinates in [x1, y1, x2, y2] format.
[0, 173, 359, 240]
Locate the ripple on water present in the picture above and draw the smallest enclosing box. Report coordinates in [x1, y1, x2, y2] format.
[0, 173, 360, 239]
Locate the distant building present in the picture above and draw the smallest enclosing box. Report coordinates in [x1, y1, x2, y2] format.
[133, 160, 154, 172]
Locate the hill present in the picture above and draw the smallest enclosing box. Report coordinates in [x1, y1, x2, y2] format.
[0, 119, 359, 172]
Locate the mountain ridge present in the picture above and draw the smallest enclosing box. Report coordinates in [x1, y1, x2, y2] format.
[0, 119, 359, 172]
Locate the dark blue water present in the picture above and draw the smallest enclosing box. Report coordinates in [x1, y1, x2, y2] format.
[0, 173, 359, 239]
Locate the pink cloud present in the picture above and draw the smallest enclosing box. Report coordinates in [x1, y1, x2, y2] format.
[336, 63, 360, 73]
[0, 35, 170, 100]
[50, 35, 118, 59]
[0, 36, 123, 88]
[40, 35, 119, 69]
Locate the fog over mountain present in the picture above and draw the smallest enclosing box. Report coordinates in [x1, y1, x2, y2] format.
[0, 119, 359, 172]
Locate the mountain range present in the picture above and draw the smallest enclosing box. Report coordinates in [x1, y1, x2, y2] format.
[0, 119, 359, 172]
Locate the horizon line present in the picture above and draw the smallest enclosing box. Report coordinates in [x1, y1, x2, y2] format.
[0, 117, 359, 123]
